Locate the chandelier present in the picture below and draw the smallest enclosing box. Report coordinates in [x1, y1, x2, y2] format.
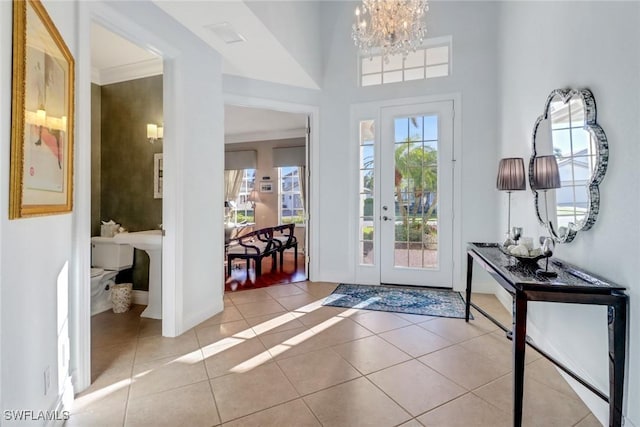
[352, 0, 428, 61]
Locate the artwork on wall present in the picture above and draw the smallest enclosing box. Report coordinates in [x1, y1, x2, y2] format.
[259, 181, 273, 193]
[154, 153, 163, 199]
[9, 0, 75, 219]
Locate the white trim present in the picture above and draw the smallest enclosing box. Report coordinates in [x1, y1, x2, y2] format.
[132, 290, 149, 305]
[94, 57, 163, 86]
[44, 375, 73, 427]
[72, 0, 182, 395]
[350, 93, 463, 289]
[223, 94, 320, 281]
[225, 128, 307, 144]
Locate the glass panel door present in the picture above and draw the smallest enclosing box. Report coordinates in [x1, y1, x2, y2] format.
[380, 102, 453, 287]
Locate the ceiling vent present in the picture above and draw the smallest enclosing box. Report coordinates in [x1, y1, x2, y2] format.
[205, 22, 246, 44]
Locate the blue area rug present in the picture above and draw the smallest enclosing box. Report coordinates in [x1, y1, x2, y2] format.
[323, 284, 472, 319]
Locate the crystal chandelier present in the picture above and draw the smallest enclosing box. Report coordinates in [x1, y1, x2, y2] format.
[352, 0, 428, 61]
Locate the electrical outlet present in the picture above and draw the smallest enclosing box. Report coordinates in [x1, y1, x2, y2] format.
[44, 366, 51, 395]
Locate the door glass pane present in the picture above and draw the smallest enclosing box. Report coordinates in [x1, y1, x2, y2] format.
[359, 120, 375, 265]
[392, 114, 438, 269]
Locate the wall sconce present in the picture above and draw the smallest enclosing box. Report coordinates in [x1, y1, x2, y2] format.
[247, 190, 261, 209]
[147, 123, 163, 144]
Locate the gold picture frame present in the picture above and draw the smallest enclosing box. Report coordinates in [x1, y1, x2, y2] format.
[9, 0, 75, 219]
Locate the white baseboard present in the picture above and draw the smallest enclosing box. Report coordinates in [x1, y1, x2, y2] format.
[45, 376, 73, 427]
[132, 290, 148, 305]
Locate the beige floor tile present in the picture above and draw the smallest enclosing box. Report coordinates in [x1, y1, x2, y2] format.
[91, 342, 136, 380]
[228, 288, 275, 305]
[246, 311, 306, 336]
[222, 399, 321, 427]
[458, 331, 512, 366]
[417, 393, 511, 427]
[418, 315, 496, 344]
[394, 312, 436, 323]
[308, 317, 373, 346]
[398, 420, 424, 427]
[82, 368, 132, 400]
[332, 335, 412, 375]
[295, 306, 350, 328]
[130, 352, 208, 398]
[196, 305, 244, 329]
[368, 360, 466, 416]
[195, 319, 255, 347]
[470, 293, 513, 326]
[265, 283, 308, 298]
[419, 344, 511, 390]
[473, 373, 591, 426]
[277, 293, 324, 312]
[350, 310, 412, 333]
[379, 324, 453, 357]
[134, 329, 200, 364]
[234, 299, 287, 318]
[203, 336, 273, 378]
[125, 381, 220, 427]
[277, 348, 361, 395]
[211, 362, 299, 422]
[574, 413, 603, 427]
[525, 358, 579, 399]
[70, 384, 129, 427]
[304, 377, 411, 426]
[258, 326, 324, 360]
[138, 318, 162, 339]
[294, 281, 339, 298]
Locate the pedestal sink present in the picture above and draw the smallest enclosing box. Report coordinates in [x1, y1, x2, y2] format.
[114, 230, 162, 319]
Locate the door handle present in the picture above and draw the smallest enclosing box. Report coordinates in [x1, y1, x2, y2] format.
[382, 216, 392, 221]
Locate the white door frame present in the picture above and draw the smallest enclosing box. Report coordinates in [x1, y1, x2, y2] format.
[72, 1, 181, 393]
[351, 94, 462, 288]
[223, 94, 320, 282]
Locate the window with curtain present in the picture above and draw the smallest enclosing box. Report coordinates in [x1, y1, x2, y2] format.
[235, 169, 256, 223]
[278, 166, 304, 225]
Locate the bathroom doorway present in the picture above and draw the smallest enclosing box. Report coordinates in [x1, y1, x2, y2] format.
[224, 105, 310, 292]
[89, 22, 165, 382]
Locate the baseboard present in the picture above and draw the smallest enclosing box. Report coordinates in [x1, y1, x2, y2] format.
[44, 376, 73, 427]
[132, 290, 148, 305]
[183, 303, 224, 333]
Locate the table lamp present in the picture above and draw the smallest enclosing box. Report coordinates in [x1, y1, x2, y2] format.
[531, 155, 561, 277]
[496, 157, 526, 245]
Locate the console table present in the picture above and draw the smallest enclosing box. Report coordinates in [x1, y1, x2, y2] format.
[465, 243, 628, 427]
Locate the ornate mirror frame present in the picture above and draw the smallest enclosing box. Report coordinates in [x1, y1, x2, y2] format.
[529, 88, 608, 243]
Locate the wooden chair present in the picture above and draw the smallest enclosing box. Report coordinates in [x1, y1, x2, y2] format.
[273, 223, 298, 272]
[226, 227, 278, 278]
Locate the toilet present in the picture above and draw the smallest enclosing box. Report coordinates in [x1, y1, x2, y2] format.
[90, 236, 134, 315]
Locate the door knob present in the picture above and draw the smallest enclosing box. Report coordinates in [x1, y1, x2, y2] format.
[382, 216, 391, 221]
[382, 205, 388, 211]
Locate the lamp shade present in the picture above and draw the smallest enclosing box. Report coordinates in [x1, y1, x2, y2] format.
[531, 155, 561, 190]
[496, 157, 526, 191]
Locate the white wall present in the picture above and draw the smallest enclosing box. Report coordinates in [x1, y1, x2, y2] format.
[497, 2, 640, 425]
[316, 1, 502, 288]
[245, 1, 323, 88]
[0, 0, 77, 421]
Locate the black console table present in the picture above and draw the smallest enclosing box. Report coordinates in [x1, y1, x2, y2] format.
[465, 243, 628, 427]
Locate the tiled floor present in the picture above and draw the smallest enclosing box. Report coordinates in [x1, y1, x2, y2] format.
[70, 282, 600, 427]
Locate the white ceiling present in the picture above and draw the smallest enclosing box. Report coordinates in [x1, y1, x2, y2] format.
[90, 24, 306, 140]
[153, 1, 320, 90]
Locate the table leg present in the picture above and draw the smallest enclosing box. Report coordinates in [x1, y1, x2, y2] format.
[608, 297, 627, 427]
[513, 291, 527, 427]
[465, 253, 473, 322]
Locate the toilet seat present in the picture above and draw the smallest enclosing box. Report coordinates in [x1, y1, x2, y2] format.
[91, 267, 104, 278]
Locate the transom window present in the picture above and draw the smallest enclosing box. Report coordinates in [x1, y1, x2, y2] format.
[360, 37, 451, 87]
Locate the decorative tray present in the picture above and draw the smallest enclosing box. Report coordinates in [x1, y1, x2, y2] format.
[499, 245, 549, 265]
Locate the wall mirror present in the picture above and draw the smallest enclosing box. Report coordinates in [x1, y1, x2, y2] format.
[529, 88, 608, 243]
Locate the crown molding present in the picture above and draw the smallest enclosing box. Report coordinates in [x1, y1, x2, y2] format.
[225, 128, 307, 144]
[92, 58, 163, 86]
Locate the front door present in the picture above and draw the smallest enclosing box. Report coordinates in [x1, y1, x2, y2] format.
[379, 101, 454, 287]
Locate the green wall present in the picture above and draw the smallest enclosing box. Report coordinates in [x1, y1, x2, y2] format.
[93, 75, 163, 291]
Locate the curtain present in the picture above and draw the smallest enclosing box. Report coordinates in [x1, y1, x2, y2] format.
[224, 170, 243, 203]
[297, 166, 306, 217]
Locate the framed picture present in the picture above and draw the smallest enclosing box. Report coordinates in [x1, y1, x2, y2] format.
[154, 153, 163, 199]
[259, 181, 273, 193]
[9, 0, 75, 219]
